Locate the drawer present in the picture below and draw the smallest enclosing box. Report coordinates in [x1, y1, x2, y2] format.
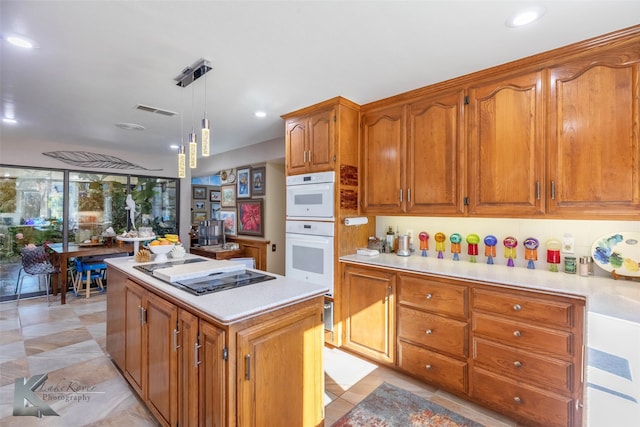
[473, 288, 574, 328]
[472, 337, 573, 394]
[471, 368, 573, 427]
[398, 306, 468, 357]
[398, 341, 467, 394]
[472, 312, 574, 359]
[398, 274, 467, 318]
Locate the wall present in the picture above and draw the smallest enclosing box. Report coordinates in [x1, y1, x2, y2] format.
[265, 161, 285, 274]
[375, 217, 640, 277]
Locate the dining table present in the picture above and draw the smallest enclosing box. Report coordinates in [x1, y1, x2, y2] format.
[47, 241, 133, 304]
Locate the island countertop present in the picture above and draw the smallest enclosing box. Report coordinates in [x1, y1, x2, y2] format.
[340, 253, 640, 324]
[107, 254, 328, 325]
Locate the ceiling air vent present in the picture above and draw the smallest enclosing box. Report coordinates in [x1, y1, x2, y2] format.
[135, 104, 178, 117]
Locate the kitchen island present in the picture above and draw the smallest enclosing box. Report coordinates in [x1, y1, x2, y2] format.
[106, 254, 328, 427]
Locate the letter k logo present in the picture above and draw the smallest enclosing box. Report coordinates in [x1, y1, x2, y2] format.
[13, 374, 59, 417]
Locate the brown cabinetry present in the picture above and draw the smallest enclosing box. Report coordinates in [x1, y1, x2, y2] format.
[236, 301, 324, 426]
[107, 266, 325, 427]
[470, 287, 585, 427]
[283, 96, 359, 176]
[397, 273, 469, 394]
[361, 91, 465, 215]
[123, 279, 178, 427]
[547, 46, 640, 217]
[342, 264, 395, 364]
[467, 71, 545, 216]
[339, 261, 585, 427]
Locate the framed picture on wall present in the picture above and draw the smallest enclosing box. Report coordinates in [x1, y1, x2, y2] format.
[192, 211, 207, 224]
[193, 187, 206, 199]
[237, 167, 251, 198]
[211, 202, 221, 220]
[251, 166, 266, 196]
[237, 199, 263, 237]
[194, 201, 205, 210]
[221, 185, 236, 207]
[210, 190, 221, 202]
[219, 209, 237, 236]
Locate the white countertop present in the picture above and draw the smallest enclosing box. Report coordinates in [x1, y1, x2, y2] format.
[107, 254, 328, 325]
[341, 253, 640, 324]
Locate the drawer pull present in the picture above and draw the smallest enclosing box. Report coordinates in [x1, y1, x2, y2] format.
[513, 360, 522, 368]
[513, 396, 522, 404]
[513, 330, 521, 337]
[425, 329, 433, 335]
[425, 293, 433, 300]
[513, 304, 522, 311]
[425, 364, 432, 370]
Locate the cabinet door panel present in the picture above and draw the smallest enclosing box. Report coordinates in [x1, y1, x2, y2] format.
[343, 266, 395, 363]
[407, 91, 465, 214]
[548, 53, 640, 216]
[285, 118, 307, 174]
[146, 292, 178, 427]
[237, 303, 323, 427]
[308, 108, 334, 171]
[200, 320, 226, 427]
[124, 280, 145, 396]
[178, 310, 200, 427]
[468, 71, 544, 215]
[361, 105, 405, 213]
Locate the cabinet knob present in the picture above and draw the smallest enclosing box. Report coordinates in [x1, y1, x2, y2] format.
[513, 303, 522, 311]
[513, 360, 522, 368]
[425, 364, 432, 370]
[425, 329, 433, 335]
[425, 293, 433, 300]
[513, 330, 521, 337]
[513, 396, 522, 404]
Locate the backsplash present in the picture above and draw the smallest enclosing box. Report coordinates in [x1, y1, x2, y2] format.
[375, 217, 640, 278]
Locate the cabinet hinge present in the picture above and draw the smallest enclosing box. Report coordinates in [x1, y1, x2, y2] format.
[464, 95, 469, 105]
[333, 155, 336, 163]
[333, 115, 337, 122]
[222, 347, 228, 361]
[463, 196, 469, 206]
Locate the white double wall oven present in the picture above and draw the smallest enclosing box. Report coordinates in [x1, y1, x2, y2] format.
[285, 171, 335, 303]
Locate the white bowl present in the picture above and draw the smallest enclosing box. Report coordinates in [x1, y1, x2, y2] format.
[147, 243, 175, 262]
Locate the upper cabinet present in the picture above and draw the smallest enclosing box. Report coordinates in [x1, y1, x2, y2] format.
[467, 71, 545, 217]
[361, 104, 405, 213]
[546, 46, 640, 217]
[283, 97, 359, 176]
[360, 25, 640, 219]
[361, 91, 465, 215]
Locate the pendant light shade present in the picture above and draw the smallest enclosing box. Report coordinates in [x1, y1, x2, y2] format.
[189, 132, 197, 168]
[178, 145, 186, 178]
[202, 117, 210, 157]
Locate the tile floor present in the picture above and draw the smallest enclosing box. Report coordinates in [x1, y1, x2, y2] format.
[0, 293, 637, 426]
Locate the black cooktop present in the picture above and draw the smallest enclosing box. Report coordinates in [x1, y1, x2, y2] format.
[134, 259, 276, 296]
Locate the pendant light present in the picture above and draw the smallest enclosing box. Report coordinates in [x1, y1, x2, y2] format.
[178, 89, 186, 178]
[173, 58, 212, 175]
[189, 85, 197, 168]
[201, 72, 210, 157]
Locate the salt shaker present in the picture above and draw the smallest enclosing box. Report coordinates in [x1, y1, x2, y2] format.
[579, 256, 592, 277]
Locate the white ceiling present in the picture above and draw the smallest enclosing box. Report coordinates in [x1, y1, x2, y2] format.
[2, 1, 640, 161]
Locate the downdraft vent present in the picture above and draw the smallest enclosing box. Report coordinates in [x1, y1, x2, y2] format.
[135, 104, 178, 117]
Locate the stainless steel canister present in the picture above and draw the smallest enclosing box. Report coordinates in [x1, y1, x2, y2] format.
[397, 235, 411, 256]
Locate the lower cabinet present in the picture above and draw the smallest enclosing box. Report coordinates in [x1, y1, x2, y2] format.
[236, 302, 324, 426]
[340, 262, 585, 427]
[342, 265, 395, 364]
[123, 279, 178, 426]
[107, 268, 324, 427]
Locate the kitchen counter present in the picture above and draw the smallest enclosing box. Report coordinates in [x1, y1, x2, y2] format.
[340, 253, 640, 323]
[107, 254, 328, 324]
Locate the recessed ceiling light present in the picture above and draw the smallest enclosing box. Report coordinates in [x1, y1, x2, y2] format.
[505, 7, 545, 28]
[254, 111, 266, 118]
[2, 117, 18, 124]
[6, 35, 34, 49]
[115, 122, 145, 131]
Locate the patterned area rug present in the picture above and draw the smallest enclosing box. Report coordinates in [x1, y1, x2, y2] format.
[332, 382, 485, 427]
